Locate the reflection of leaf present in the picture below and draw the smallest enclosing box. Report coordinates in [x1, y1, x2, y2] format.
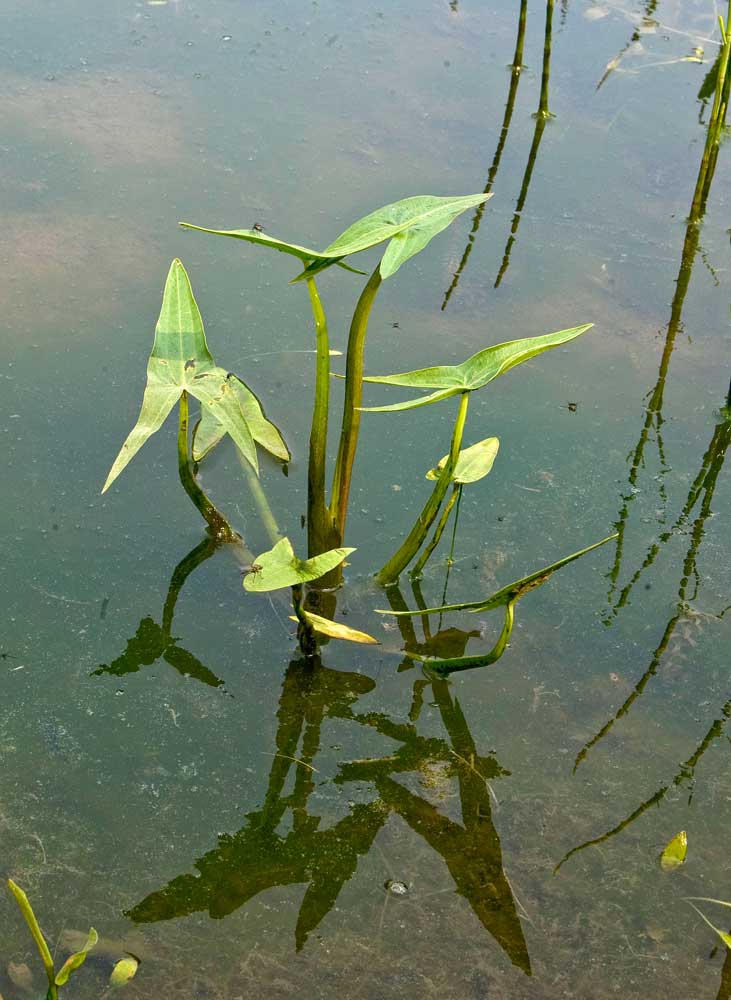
[243, 537, 355, 592]
[426, 437, 499, 483]
[103, 260, 259, 492]
[359, 325, 593, 412]
[289, 611, 379, 644]
[660, 830, 687, 871]
[377, 534, 617, 616]
[55, 928, 98, 985]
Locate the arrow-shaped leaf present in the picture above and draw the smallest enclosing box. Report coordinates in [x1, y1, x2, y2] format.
[426, 437, 499, 484]
[243, 537, 355, 592]
[375, 534, 617, 616]
[192, 374, 290, 464]
[55, 927, 98, 986]
[102, 260, 260, 492]
[184, 194, 490, 283]
[359, 324, 593, 412]
[322, 193, 492, 279]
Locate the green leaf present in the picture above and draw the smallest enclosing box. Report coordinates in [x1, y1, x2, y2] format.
[360, 324, 593, 412]
[686, 899, 731, 950]
[102, 260, 260, 492]
[179, 224, 329, 263]
[243, 537, 355, 592]
[660, 830, 687, 872]
[426, 437, 499, 484]
[185, 194, 489, 283]
[7, 879, 55, 979]
[192, 374, 290, 464]
[324, 194, 491, 279]
[375, 534, 617, 616]
[55, 928, 98, 985]
[288, 610, 379, 644]
[110, 956, 140, 988]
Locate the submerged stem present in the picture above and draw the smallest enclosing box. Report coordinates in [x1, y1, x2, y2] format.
[237, 449, 282, 547]
[329, 265, 383, 539]
[410, 483, 460, 580]
[377, 391, 470, 585]
[178, 392, 238, 542]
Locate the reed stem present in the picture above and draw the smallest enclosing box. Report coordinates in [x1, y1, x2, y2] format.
[177, 392, 238, 541]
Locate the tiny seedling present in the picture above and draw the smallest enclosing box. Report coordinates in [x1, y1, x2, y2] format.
[7, 879, 98, 1000]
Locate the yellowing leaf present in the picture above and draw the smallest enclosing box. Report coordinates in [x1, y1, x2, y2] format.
[660, 830, 687, 871]
[288, 611, 379, 644]
[426, 437, 499, 484]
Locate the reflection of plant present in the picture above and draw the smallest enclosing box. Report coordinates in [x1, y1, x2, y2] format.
[7, 879, 97, 1000]
[126, 653, 531, 972]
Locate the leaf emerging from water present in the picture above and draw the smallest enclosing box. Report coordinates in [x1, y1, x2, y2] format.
[426, 437, 499, 484]
[686, 898, 731, 950]
[375, 534, 617, 616]
[359, 325, 593, 412]
[243, 537, 355, 592]
[102, 260, 260, 492]
[55, 928, 98, 986]
[660, 830, 687, 871]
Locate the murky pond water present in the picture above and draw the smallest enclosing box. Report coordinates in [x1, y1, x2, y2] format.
[2, 0, 730, 997]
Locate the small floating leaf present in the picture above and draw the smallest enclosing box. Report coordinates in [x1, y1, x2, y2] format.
[660, 830, 687, 871]
[243, 537, 355, 592]
[110, 956, 140, 988]
[426, 437, 499, 484]
[288, 611, 379, 644]
[55, 927, 98, 985]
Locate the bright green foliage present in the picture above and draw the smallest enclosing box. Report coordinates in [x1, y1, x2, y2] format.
[243, 537, 355, 593]
[110, 956, 140, 988]
[320, 193, 491, 279]
[182, 193, 490, 282]
[192, 373, 289, 464]
[55, 928, 99, 986]
[376, 534, 617, 616]
[359, 324, 593, 412]
[660, 830, 687, 871]
[426, 437, 499, 484]
[103, 260, 261, 492]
